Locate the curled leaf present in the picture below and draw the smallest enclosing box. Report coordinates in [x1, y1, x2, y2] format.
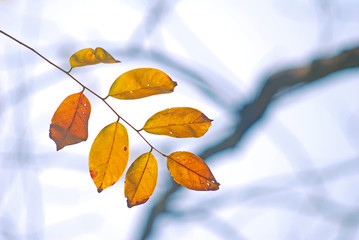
[49, 92, 91, 150]
[89, 121, 129, 193]
[167, 151, 219, 191]
[142, 107, 212, 138]
[69, 47, 120, 70]
[108, 68, 177, 99]
[125, 152, 158, 208]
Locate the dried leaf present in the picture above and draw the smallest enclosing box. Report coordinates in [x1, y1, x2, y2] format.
[108, 68, 177, 99]
[167, 151, 219, 191]
[125, 152, 158, 208]
[89, 121, 129, 193]
[49, 92, 91, 150]
[142, 107, 212, 138]
[69, 47, 120, 70]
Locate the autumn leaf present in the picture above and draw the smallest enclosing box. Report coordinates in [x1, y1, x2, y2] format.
[69, 47, 120, 71]
[49, 92, 91, 150]
[89, 121, 129, 193]
[93, 47, 119, 63]
[142, 107, 212, 138]
[125, 152, 158, 208]
[108, 68, 177, 99]
[167, 151, 219, 191]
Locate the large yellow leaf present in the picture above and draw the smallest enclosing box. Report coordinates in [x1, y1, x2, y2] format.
[142, 107, 212, 138]
[125, 152, 158, 208]
[167, 151, 219, 191]
[89, 121, 129, 193]
[49, 92, 91, 150]
[69, 47, 120, 70]
[108, 68, 177, 99]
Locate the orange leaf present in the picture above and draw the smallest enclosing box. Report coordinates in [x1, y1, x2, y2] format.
[167, 151, 219, 191]
[125, 152, 158, 208]
[142, 107, 212, 138]
[69, 47, 120, 70]
[89, 121, 129, 193]
[108, 68, 177, 99]
[49, 92, 91, 150]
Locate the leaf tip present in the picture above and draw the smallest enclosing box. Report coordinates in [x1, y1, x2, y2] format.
[126, 199, 148, 208]
[211, 181, 220, 191]
[215, 180, 220, 187]
[97, 187, 103, 193]
[53, 138, 64, 151]
[205, 179, 220, 191]
[126, 200, 133, 208]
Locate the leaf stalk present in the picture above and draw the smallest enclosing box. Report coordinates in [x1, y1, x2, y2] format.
[0, 30, 168, 158]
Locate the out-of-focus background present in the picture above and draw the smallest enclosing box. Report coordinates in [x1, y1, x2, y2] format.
[1, 1, 359, 239]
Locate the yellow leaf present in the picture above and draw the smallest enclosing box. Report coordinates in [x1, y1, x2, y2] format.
[142, 107, 212, 138]
[49, 92, 91, 150]
[89, 121, 129, 193]
[94, 47, 119, 63]
[69, 47, 120, 70]
[125, 152, 158, 208]
[167, 151, 219, 191]
[108, 68, 177, 99]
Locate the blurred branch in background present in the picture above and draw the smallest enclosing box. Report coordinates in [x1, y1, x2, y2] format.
[140, 45, 359, 240]
[2, 0, 359, 240]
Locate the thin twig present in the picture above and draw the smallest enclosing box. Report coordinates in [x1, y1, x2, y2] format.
[0, 29, 169, 158]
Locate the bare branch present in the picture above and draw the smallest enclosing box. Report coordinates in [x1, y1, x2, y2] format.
[139, 45, 359, 240]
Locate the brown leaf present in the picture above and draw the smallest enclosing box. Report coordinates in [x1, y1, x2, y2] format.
[49, 92, 91, 150]
[167, 151, 219, 191]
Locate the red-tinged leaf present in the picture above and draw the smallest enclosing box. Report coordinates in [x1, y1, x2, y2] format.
[89, 121, 129, 193]
[142, 107, 212, 138]
[108, 68, 177, 99]
[49, 92, 91, 150]
[69, 47, 120, 71]
[167, 151, 219, 191]
[125, 152, 158, 208]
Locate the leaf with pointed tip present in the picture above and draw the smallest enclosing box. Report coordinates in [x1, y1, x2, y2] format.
[49, 92, 91, 150]
[125, 152, 158, 208]
[167, 151, 219, 191]
[108, 68, 177, 99]
[69, 47, 120, 70]
[89, 121, 129, 193]
[142, 107, 212, 138]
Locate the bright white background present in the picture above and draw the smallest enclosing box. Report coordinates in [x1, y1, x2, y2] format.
[1, 0, 359, 240]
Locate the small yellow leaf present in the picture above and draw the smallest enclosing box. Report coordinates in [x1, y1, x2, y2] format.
[49, 92, 91, 150]
[69, 47, 120, 70]
[167, 151, 219, 191]
[89, 121, 129, 193]
[142, 107, 212, 138]
[94, 47, 118, 63]
[125, 152, 158, 208]
[108, 68, 177, 99]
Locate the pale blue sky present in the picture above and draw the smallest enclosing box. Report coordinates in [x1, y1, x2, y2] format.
[1, 1, 359, 240]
